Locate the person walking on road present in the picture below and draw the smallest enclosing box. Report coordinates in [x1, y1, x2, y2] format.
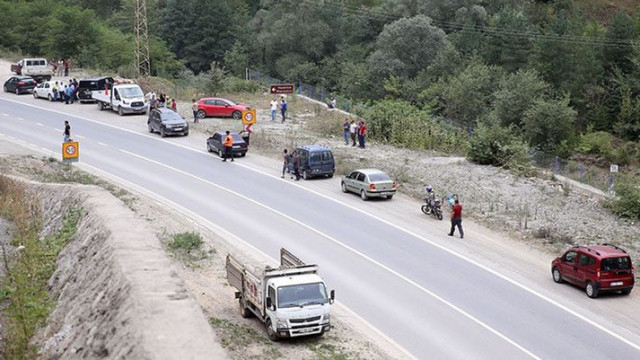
[280, 96, 288, 123]
[342, 118, 350, 145]
[292, 150, 301, 181]
[191, 98, 198, 123]
[222, 131, 234, 162]
[448, 199, 464, 239]
[270, 97, 278, 122]
[63, 121, 71, 142]
[282, 149, 290, 178]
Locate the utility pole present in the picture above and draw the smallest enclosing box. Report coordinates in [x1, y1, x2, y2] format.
[134, 0, 151, 77]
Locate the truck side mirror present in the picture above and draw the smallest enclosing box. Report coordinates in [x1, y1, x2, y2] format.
[266, 297, 272, 309]
[330, 290, 335, 304]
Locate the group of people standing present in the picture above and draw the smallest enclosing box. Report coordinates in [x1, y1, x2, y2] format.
[149, 93, 177, 112]
[281, 149, 301, 180]
[342, 118, 367, 148]
[50, 59, 70, 77]
[50, 79, 80, 104]
[270, 96, 288, 123]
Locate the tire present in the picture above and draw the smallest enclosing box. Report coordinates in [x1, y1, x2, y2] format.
[118, 106, 124, 116]
[360, 190, 368, 201]
[148, 123, 154, 133]
[232, 110, 242, 119]
[387, 195, 394, 200]
[241, 152, 246, 157]
[47, 94, 53, 102]
[15, 88, 20, 95]
[33, 91, 38, 99]
[98, 102, 104, 111]
[239, 298, 253, 318]
[621, 288, 632, 295]
[303, 170, 309, 180]
[197, 110, 206, 119]
[327, 173, 334, 178]
[552, 267, 563, 283]
[436, 210, 443, 220]
[266, 319, 279, 341]
[184, 131, 189, 136]
[3, 85, 7, 92]
[421, 205, 430, 215]
[160, 127, 166, 138]
[341, 182, 348, 193]
[586, 281, 599, 298]
[45, 76, 51, 81]
[218, 149, 223, 158]
[207, 143, 212, 152]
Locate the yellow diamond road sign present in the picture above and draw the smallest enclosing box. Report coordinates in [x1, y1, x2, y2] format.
[242, 109, 256, 125]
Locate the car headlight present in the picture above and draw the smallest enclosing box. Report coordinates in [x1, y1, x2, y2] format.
[322, 314, 330, 324]
[122, 99, 129, 105]
[276, 318, 287, 328]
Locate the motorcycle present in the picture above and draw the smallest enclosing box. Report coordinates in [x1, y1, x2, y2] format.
[421, 198, 443, 220]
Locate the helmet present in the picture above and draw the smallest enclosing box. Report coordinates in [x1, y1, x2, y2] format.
[426, 185, 432, 193]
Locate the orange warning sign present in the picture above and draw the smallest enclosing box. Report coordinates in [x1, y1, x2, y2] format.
[62, 141, 79, 160]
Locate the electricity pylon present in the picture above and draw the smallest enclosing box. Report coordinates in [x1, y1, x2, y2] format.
[134, 0, 151, 77]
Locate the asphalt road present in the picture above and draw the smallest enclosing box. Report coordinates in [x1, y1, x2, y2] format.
[2, 93, 640, 359]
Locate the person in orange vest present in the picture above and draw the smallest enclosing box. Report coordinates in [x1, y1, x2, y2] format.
[222, 130, 234, 162]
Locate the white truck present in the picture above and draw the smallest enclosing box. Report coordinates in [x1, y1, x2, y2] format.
[10, 58, 54, 82]
[93, 83, 148, 116]
[226, 248, 334, 340]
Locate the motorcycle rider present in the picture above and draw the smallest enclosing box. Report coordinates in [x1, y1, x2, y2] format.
[425, 185, 437, 213]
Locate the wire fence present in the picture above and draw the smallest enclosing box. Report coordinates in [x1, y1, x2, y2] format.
[531, 152, 612, 193]
[247, 68, 356, 112]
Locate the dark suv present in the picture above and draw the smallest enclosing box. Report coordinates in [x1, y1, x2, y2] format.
[77, 77, 114, 103]
[147, 108, 189, 137]
[551, 244, 635, 298]
[206, 131, 248, 158]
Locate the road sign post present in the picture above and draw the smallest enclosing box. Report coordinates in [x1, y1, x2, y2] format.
[62, 141, 79, 164]
[269, 84, 295, 94]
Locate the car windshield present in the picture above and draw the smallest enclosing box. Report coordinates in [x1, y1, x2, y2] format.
[161, 112, 183, 121]
[369, 172, 391, 182]
[601, 257, 631, 271]
[277, 282, 328, 308]
[119, 87, 143, 98]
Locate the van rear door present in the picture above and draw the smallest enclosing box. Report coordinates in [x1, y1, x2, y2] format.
[320, 150, 334, 173]
[600, 256, 634, 289]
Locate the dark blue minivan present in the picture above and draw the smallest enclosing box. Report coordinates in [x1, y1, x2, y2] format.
[296, 145, 335, 180]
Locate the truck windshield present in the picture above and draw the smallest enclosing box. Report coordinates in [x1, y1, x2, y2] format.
[277, 283, 328, 308]
[120, 87, 143, 98]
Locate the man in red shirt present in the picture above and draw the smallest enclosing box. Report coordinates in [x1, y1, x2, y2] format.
[448, 199, 464, 238]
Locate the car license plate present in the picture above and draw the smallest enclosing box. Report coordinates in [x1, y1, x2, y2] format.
[381, 192, 392, 196]
[611, 281, 623, 286]
[173, 127, 182, 131]
[299, 328, 313, 333]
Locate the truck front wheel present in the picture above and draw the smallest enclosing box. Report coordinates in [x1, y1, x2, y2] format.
[118, 106, 124, 116]
[266, 319, 280, 341]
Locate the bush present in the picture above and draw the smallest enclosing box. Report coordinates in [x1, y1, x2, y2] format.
[169, 231, 203, 252]
[468, 120, 533, 175]
[606, 174, 640, 219]
[576, 131, 613, 158]
[222, 77, 261, 93]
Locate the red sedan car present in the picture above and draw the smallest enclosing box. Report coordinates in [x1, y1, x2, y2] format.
[196, 97, 249, 119]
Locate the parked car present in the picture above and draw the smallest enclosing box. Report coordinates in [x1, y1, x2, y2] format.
[196, 97, 249, 119]
[32, 80, 58, 101]
[206, 131, 248, 158]
[3, 76, 37, 95]
[77, 77, 114, 103]
[341, 169, 397, 200]
[551, 244, 634, 298]
[147, 107, 189, 137]
[295, 145, 335, 180]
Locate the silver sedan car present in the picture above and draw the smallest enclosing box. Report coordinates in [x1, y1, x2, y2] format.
[341, 168, 397, 200]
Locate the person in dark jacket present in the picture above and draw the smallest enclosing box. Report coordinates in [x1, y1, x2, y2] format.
[292, 150, 301, 181]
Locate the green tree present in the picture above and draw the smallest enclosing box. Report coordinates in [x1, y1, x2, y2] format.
[482, 6, 536, 72]
[603, 10, 637, 75]
[44, 6, 99, 59]
[468, 118, 532, 173]
[523, 96, 576, 153]
[490, 69, 548, 128]
[224, 41, 250, 77]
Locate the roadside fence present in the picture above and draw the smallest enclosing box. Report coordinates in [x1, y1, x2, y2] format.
[531, 152, 611, 192]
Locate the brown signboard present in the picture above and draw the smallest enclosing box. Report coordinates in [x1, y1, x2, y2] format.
[270, 84, 295, 94]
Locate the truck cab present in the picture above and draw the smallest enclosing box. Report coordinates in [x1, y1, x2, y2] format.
[227, 248, 334, 341]
[94, 83, 148, 116]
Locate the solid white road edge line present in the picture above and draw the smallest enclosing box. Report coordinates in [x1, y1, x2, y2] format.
[3, 96, 640, 353]
[118, 148, 540, 360]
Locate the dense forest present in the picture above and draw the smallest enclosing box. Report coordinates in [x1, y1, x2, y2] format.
[2, 0, 640, 173]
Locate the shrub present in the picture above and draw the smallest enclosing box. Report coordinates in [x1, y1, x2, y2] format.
[576, 131, 613, 158]
[468, 120, 533, 175]
[169, 231, 203, 252]
[606, 174, 640, 220]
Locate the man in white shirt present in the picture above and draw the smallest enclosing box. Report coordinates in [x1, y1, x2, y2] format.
[270, 97, 278, 121]
[349, 120, 357, 147]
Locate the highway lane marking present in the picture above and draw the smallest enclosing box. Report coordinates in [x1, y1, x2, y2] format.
[3, 96, 640, 353]
[98, 142, 107, 147]
[74, 160, 418, 360]
[36, 122, 43, 126]
[1, 113, 8, 116]
[117, 148, 540, 359]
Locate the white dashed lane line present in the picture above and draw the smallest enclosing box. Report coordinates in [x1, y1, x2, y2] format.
[36, 122, 44, 126]
[98, 142, 107, 147]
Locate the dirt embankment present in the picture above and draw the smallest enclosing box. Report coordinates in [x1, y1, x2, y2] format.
[6, 177, 227, 359]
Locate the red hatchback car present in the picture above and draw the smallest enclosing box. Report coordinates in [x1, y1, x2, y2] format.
[551, 244, 635, 298]
[196, 97, 249, 120]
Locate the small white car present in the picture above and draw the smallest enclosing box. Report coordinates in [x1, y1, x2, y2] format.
[32, 81, 58, 101]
